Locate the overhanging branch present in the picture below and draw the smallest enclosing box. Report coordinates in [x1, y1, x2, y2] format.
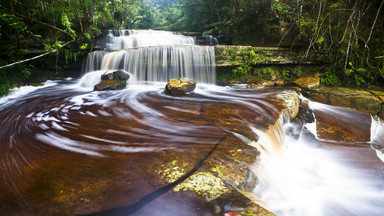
[0, 40, 75, 70]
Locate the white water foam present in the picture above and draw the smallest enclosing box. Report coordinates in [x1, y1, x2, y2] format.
[253, 115, 384, 216]
[370, 116, 384, 162]
[0, 80, 59, 107]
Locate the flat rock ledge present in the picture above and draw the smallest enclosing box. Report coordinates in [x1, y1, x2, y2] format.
[307, 87, 384, 119]
[229, 73, 384, 119]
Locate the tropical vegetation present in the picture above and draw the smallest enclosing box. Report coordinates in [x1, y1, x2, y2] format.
[1, 0, 383, 95]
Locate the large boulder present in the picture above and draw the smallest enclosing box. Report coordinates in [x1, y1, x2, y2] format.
[165, 79, 196, 95]
[101, 70, 130, 81]
[277, 90, 300, 119]
[94, 70, 130, 91]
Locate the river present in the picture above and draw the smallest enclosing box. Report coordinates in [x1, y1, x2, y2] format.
[0, 30, 383, 216]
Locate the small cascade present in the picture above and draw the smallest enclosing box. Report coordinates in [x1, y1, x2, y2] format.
[251, 101, 384, 216]
[84, 29, 216, 84]
[370, 116, 384, 162]
[249, 113, 288, 157]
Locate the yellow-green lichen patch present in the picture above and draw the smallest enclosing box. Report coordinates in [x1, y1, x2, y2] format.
[173, 171, 229, 200]
[157, 160, 229, 199]
[52, 179, 108, 210]
[157, 160, 187, 183]
[203, 136, 259, 190]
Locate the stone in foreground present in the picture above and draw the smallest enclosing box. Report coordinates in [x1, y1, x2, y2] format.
[165, 79, 196, 95]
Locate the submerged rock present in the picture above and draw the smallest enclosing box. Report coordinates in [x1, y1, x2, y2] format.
[165, 79, 196, 95]
[94, 80, 126, 91]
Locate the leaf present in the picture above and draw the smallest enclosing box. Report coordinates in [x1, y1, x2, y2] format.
[316, 36, 324, 44]
[80, 43, 88, 49]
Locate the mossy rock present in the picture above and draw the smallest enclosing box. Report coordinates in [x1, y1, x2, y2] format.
[164, 79, 196, 96]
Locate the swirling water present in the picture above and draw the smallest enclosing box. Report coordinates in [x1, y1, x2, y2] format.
[0, 80, 383, 215]
[0, 79, 284, 215]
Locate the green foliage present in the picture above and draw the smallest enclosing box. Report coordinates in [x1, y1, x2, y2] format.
[80, 43, 88, 50]
[61, 13, 76, 39]
[233, 64, 252, 80]
[322, 68, 341, 86]
[232, 50, 258, 80]
[63, 50, 81, 64]
[44, 41, 63, 51]
[231, 49, 274, 80]
[0, 64, 30, 96]
[0, 0, 146, 96]
[345, 61, 369, 87]
[0, 0, 383, 92]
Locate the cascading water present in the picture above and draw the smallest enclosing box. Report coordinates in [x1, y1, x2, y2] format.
[251, 99, 384, 216]
[96, 30, 195, 50]
[83, 30, 216, 84]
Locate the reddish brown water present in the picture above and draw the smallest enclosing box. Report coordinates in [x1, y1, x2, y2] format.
[1, 80, 384, 216]
[0, 81, 286, 215]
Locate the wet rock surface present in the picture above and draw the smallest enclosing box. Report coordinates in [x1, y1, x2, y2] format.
[277, 90, 300, 119]
[307, 87, 381, 115]
[0, 84, 292, 216]
[294, 75, 320, 90]
[2, 81, 384, 216]
[249, 79, 285, 88]
[313, 103, 371, 143]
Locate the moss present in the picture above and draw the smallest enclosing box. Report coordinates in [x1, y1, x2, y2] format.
[173, 171, 229, 199]
[215, 46, 272, 67]
[157, 160, 229, 199]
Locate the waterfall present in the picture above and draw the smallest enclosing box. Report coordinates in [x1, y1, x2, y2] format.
[96, 29, 196, 50]
[85, 30, 216, 84]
